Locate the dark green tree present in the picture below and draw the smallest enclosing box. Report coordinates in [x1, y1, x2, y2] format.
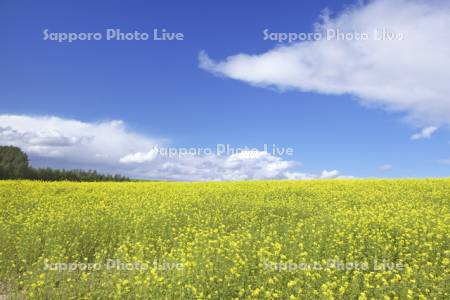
[0, 146, 30, 179]
[0, 145, 129, 181]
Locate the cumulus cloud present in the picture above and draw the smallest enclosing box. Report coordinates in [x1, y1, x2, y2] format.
[410, 126, 438, 140]
[124, 150, 298, 181]
[119, 149, 159, 164]
[320, 169, 340, 179]
[0, 114, 352, 181]
[0, 115, 160, 168]
[199, 0, 450, 126]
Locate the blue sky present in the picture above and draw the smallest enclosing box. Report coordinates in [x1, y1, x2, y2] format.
[1, 0, 449, 180]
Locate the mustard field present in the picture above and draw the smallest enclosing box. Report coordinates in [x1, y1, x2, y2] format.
[0, 179, 449, 299]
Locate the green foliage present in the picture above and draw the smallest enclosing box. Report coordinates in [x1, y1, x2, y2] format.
[0, 146, 129, 181]
[26, 168, 129, 182]
[0, 146, 29, 179]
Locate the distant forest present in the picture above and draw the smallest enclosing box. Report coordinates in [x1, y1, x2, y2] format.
[0, 146, 129, 181]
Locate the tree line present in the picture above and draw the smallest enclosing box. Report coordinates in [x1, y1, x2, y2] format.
[0, 146, 129, 181]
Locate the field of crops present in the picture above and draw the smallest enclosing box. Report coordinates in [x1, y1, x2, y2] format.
[0, 179, 449, 299]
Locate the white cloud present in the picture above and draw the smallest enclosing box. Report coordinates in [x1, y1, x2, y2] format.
[410, 126, 438, 140]
[378, 164, 393, 171]
[0, 115, 160, 168]
[0, 114, 352, 181]
[120, 149, 299, 181]
[119, 149, 159, 164]
[320, 169, 340, 179]
[284, 171, 316, 180]
[200, 0, 450, 126]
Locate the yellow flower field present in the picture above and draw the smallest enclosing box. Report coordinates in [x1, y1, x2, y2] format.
[0, 179, 449, 299]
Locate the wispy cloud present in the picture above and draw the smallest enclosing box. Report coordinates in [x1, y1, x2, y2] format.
[378, 164, 393, 171]
[410, 126, 438, 140]
[284, 169, 354, 180]
[437, 159, 450, 165]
